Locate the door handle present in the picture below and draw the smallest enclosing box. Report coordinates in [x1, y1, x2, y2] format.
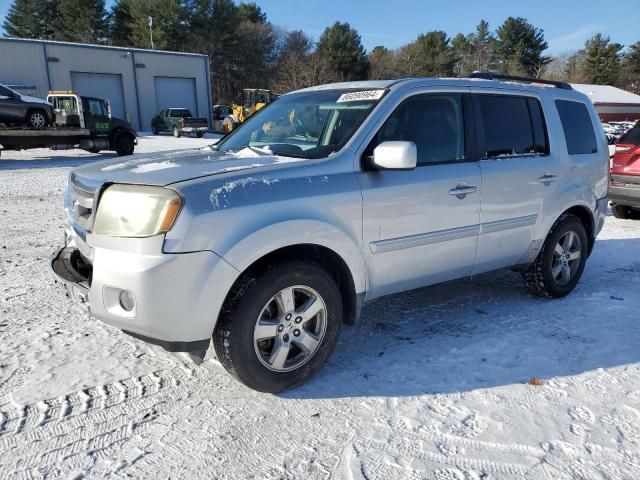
[449, 184, 478, 199]
[538, 173, 559, 185]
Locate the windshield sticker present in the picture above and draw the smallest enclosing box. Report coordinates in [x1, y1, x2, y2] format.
[336, 90, 385, 103]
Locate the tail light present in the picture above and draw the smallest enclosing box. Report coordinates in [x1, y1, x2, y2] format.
[180, 117, 185, 127]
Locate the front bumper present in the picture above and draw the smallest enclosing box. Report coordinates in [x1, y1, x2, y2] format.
[50, 236, 239, 352]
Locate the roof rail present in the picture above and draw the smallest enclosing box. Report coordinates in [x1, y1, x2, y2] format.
[468, 72, 573, 90]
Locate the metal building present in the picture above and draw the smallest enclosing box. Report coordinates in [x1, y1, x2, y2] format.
[0, 37, 212, 131]
[572, 83, 640, 123]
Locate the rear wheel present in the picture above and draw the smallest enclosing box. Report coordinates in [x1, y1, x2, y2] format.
[523, 214, 588, 298]
[213, 261, 342, 392]
[173, 126, 181, 138]
[152, 125, 159, 135]
[196, 131, 204, 138]
[114, 134, 135, 156]
[27, 110, 47, 129]
[612, 204, 633, 219]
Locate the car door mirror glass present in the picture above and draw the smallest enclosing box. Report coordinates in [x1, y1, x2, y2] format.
[371, 141, 417, 170]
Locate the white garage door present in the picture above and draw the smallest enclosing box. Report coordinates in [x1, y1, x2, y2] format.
[154, 77, 197, 116]
[70, 72, 126, 121]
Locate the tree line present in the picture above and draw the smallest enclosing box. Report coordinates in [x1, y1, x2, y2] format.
[4, 0, 640, 104]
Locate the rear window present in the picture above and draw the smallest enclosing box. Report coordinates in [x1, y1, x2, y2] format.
[619, 125, 640, 145]
[170, 109, 192, 118]
[478, 95, 549, 158]
[555, 100, 598, 154]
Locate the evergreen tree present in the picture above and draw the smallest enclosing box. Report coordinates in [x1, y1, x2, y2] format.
[368, 46, 397, 80]
[52, 0, 109, 44]
[317, 22, 369, 81]
[450, 33, 472, 76]
[398, 31, 454, 77]
[624, 41, 640, 73]
[469, 20, 495, 72]
[582, 34, 622, 85]
[3, 0, 53, 39]
[109, 0, 134, 47]
[495, 17, 549, 76]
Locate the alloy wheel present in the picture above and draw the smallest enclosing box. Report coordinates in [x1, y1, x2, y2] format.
[551, 230, 582, 286]
[253, 285, 327, 372]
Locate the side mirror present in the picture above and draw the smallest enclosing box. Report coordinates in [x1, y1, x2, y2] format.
[371, 141, 417, 170]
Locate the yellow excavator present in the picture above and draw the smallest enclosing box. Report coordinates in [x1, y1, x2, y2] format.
[223, 88, 274, 133]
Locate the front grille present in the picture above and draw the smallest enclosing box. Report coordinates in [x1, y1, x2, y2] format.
[69, 174, 98, 233]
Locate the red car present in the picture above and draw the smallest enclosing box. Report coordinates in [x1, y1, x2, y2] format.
[610, 123, 640, 219]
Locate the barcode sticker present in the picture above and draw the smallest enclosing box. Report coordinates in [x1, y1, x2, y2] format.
[336, 90, 385, 103]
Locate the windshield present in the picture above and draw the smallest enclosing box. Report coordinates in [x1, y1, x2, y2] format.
[213, 89, 385, 159]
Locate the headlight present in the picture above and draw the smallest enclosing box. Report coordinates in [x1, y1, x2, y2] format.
[93, 184, 182, 237]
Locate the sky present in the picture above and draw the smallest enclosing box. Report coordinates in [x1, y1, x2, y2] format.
[0, 0, 637, 54]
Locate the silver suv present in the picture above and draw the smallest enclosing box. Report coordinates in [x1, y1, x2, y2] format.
[52, 74, 609, 392]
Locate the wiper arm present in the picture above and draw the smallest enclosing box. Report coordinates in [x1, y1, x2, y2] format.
[247, 146, 271, 156]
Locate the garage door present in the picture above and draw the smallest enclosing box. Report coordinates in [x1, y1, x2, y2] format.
[154, 77, 197, 116]
[70, 72, 126, 121]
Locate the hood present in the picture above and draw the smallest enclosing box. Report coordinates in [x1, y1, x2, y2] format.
[20, 94, 51, 106]
[72, 147, 308, 186]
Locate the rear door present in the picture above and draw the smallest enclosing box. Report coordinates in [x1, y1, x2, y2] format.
[472, 91, 561, 273]
[0, 85, 24, 123]
[359, 90, 482, 298]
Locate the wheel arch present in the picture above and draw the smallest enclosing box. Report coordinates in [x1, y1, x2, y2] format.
[558, 203, 596, 254]
[221, 243, 361, 327]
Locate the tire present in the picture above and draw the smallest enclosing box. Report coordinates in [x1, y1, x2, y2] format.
[213, 261, 343, 393]
[523, 214, 589, 298]
[173, 126, 181, 138]
[27, 110, 47, 129]
[196, 132, 204, 138]
[612, 204, 633, 219]
[223, 116, 237, 134]
[152, 125, 159, 135]
[114, 134, 135, 156]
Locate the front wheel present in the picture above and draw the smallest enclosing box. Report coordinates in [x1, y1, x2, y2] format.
[196, 131, 204, 138]
[114, 134, 135, 156]
[523, 214, 588, 298]
[213, 261, 343, 392]
[152, 125, 159, 135]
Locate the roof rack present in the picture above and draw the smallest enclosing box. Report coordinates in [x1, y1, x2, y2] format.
[468, 72, 573, 90]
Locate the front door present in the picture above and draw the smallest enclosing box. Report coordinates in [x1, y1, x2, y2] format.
[82, 97, 111, 136]
[359, 91, 482, 298]
[472, 92, 562, 273]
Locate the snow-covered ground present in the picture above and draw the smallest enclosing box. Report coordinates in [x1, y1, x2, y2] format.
[1, 136, 640, 479]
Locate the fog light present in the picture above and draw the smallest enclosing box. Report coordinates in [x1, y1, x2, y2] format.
[119, 290, 135, 312]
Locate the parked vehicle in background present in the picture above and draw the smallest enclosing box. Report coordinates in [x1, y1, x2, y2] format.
[0, 90, 136, 156]
[212, 104, 231, 132]
[51, 74, 608, 392]
[610, 122, 640, 219]
[223, 88, 275, 133]
[0, 83, 54, 129]
[151, 108, 208, 138]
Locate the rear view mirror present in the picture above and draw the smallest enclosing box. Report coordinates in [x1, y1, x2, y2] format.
[371, 141, 417, 170]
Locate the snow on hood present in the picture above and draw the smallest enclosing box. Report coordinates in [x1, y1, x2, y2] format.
[71, 147, 306, 186]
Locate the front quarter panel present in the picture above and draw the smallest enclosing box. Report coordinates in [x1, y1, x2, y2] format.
[165, 155, 367, 294]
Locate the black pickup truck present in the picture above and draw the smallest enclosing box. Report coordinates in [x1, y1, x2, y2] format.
[151, 108, 208, 138]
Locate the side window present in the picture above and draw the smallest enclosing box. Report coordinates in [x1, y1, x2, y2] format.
[86, 99, 104, 116]
[555, 100, 598, 154]
[369, 94, 466, 166]
[478, 95, 547, 158]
